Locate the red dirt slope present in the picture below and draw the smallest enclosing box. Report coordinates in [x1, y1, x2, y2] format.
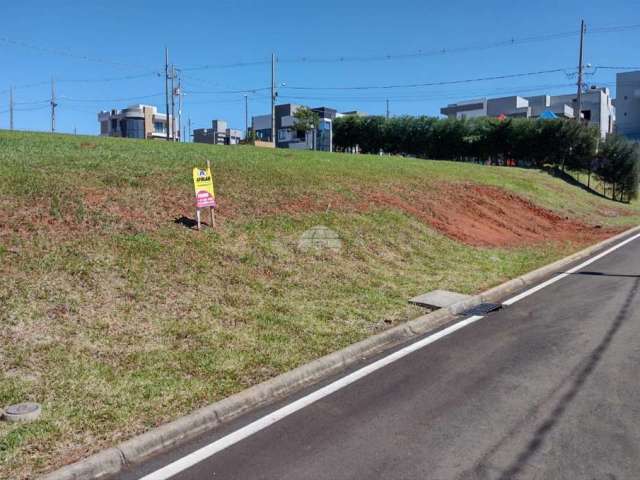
[272, 182, 618, 248]
[365, 183, 616, 247]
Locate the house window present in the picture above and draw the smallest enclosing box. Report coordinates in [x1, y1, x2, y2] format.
[278, 129, 292, 141]
[125, 118, 144, 139]
[154, 122, 165, 133]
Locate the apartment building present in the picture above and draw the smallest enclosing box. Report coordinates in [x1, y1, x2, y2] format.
[98, 105, 177, 140]
[616, 71, 640, 140]
[193, 120, 242, 145]
[440, 87, 615, 138]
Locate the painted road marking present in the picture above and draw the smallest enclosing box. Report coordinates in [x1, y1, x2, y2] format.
[139, 231, 640, 480]
[137, 315, 486, 480]
[503, 232, 640, 306]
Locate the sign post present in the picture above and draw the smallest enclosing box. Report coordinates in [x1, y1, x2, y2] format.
[192, 160, 216, 230]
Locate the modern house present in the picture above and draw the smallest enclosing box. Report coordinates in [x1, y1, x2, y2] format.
[193, 120, 241, 145]
[250, 103, 337, 151]
[251, 114, 273, 142]
[440, 88, 615, 138]
[549, 88, 615, 138]
[98, 105, 177, 140]
[337, 111, 368, 117]
[616, 71, 640, 141]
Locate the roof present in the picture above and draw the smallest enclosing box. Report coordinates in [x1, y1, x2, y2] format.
[540, 110, 558, 119]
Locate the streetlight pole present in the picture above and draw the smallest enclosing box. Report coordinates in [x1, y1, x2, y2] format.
[244, 94, 249, 140]
[165, 47, 170, 141]
[576, 20, 586, 123]
[271, 53, 276, 145]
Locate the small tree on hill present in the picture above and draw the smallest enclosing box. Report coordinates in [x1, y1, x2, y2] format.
[293, 107, 320, 149]
[596, 135, 640, 202]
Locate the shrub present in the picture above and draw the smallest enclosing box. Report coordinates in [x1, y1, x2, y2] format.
[333, 115, 637, 201]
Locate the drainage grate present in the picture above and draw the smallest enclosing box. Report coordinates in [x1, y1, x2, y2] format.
[459, 303, 502, 317]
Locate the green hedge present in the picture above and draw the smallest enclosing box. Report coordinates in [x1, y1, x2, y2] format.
[334, 115, 639, 201]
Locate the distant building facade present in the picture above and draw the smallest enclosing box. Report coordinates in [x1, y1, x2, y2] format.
[250, 103, 336, 151]
[616, 71, 640, 141]
[337, 111, 368, 117]
[440, 88, 615, 138]
[98, 105, 177, 140]
[193, 120, 241, 145]
[251, 114, 273, 142]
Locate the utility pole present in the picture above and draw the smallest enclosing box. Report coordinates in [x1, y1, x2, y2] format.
[9, 86, 14, 131]
[188, 117, 192, 143]
[244, 94, 249, 140]
[176, 70, 182, 142]
[165, 47, 171, 141]
[271, 52, 276, 144]
[576, 19, 586, 123]
[386, 99, 390, 120]
[170, 65, 176, 141]
[50, 78, 57, 133]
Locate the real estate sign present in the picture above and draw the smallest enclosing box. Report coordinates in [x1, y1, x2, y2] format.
[192, 166, 216, 208]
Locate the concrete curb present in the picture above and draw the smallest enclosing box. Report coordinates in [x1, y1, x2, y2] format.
[40, 225, 640, 480]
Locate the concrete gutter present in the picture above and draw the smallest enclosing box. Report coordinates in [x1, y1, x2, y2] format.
[40, 225, 640, 480]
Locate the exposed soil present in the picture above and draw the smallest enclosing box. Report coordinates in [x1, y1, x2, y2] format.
[364, 183, 617, 247]
[0, 182, 621, 248]
[264, 182, 619, 248]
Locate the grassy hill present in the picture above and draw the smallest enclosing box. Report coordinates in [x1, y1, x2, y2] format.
[1, 130, 638, 478]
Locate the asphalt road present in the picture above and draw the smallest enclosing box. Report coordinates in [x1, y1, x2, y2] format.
[121, 234, 640, 480]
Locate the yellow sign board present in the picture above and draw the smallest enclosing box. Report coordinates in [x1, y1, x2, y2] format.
[193, 166, 216, 208]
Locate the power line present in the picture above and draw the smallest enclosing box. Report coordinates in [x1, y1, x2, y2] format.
[178, 32, 575, 72]
[277, 83, 576, 103]
[0, 81, 50, 95]
[184, 86, 271, 95]
[282, 68, 571, 91]
[0, 36, 154, 70]
[0, 104, 50, 115]
[279, 33, 578, 65]
[593, 65, 640, 70]
[181, 60, 271, 72]
[175, 23, 640, 72]
[57, 71, 162, 84]
[0, 72, 162, 96]
[589, 24, 640, 34]
[61, 93, 165, 103]
[13, 99, 50, 105]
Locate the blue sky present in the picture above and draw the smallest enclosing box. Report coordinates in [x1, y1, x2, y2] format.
[1, 0, 639, 136]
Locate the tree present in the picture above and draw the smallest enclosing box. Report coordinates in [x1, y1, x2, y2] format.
[333, 115, 362, 152]
[596, 135, 640, 202]
[293, 107, 320, 149]
[358, 116, 386, 154]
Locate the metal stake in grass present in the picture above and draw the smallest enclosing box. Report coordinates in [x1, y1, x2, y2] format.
[207, 160, 216, 228]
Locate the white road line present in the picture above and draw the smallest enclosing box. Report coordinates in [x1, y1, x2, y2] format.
[138, 315, 485, 480]
[140, 231, 640, 480]
[503, 232, 640, 306]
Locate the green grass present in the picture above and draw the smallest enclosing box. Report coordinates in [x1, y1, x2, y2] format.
[1, 130, 639, 478]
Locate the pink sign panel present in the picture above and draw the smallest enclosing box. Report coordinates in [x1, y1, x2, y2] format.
[196, 190, 216, 208]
